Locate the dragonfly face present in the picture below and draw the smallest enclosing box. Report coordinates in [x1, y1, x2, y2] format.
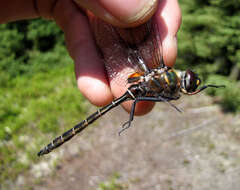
[180, 69, 201, 94]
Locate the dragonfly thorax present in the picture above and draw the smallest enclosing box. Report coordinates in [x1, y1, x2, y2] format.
[139, 68, 181, 97]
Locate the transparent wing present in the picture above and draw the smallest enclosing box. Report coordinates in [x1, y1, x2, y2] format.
[90, 15, 164, 86]
[90, 17, 137, 86]
[147, 19, 165, 69]
[115, 18, 165, 70]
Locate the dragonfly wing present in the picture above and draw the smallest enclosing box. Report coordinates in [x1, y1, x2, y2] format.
[151, 18, 165, 69]
[90, 17, 139, 87]
[115, 18, 165, 71]
[90, 15, 165, 86]
[131, 18, 164, 70]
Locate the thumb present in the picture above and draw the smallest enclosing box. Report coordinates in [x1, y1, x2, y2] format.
[73, 0, 158, 27]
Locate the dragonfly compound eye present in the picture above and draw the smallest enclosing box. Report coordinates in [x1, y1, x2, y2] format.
[184, 69, 201, 92]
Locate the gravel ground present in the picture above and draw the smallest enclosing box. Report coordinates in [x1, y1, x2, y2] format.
[14, 95, 240, 190]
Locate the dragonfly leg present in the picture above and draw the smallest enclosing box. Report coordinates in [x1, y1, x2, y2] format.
[118, 95, 181, 136]
[118, 99, 137, 136]
[136, 96, 182, 113]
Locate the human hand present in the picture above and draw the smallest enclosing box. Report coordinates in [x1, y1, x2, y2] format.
[1, 0, 181, 115]
[49, 0, 181, 115]
[56, 0, 181, 115]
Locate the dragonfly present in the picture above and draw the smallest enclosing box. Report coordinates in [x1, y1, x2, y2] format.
[37, 15, 225, 156]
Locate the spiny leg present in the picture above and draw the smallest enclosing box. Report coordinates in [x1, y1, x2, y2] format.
[118, 98, 137, 135]
[132, 96, 181, 113]
[154, 96, 182, 113]
[151, 78, 181, 112]
[118, 95, 180, 135]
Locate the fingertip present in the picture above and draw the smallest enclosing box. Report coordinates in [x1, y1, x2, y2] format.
[109, 82, 155, 115]
[122, 101, 155, 116]
[155, 0, 181, 67]
[158, 0, 182, 36]
[77, 76, 113, 107]
[162, 35, 178, 67]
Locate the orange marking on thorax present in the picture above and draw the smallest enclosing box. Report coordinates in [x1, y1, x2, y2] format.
[128, 72, 143, 79]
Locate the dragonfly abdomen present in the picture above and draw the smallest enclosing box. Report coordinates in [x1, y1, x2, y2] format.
[38, 118, 92, 156]
[37, 92, 130, 156]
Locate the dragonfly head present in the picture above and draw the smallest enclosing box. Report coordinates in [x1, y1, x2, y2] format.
[180, 69, 201, 94]
[180, 69, 225, 95]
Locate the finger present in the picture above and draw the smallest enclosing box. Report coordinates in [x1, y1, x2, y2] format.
[73, 0, 158, 27]
[156, 0, 182, 67]
[53, 0, 113, 106]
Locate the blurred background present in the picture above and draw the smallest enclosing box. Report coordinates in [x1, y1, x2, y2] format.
[0, 0, 240, 189]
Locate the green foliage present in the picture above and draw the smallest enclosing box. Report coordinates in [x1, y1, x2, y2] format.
[0, 65, 87, 183]
[0, 19, 87, 185]
[206, 75, 240, 112]
[178, 0, 240, 111]
[0, 19, 66, 87]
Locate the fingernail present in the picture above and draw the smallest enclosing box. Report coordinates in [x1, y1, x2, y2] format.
[74, 0, 158, 28]
[101, 0, 158, 26]
[122, 0, 158, 24]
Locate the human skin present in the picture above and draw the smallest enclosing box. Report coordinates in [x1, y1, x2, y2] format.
[0, 0, 181, 115]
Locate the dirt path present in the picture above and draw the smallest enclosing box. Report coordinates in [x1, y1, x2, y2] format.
[25, 95, 240, 190]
